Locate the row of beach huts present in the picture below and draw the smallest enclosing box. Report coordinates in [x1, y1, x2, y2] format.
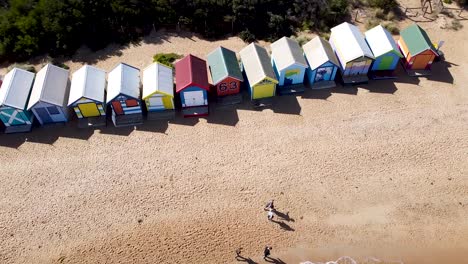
[0, 23, 441, 133]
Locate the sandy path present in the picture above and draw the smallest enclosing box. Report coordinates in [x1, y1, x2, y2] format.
[1, 20, 468, 264]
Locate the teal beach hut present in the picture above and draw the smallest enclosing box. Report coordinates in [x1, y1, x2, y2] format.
[303, 37, 340, 89]
[0, 68, 35, 133]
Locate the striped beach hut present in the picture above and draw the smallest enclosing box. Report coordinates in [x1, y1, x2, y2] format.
[68, 65, 107, 122]
[142, 62, 175, 119]
[0, 68, 35, 133]
[175, 54, 210, 117]
[270, 37, 308, 94]
[398, 24, 438, 75]
[303, 36, 340, 89]
[106, 63, 143, 127]
[365, 25, 403, 79]
[239, 43, 278, 101]
[207, 46, 243, 104]
[329, 22, 375, 84]
[27, 64, 70, 125]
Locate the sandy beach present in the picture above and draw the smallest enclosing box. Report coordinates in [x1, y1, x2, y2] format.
[1, 11, 468, 264]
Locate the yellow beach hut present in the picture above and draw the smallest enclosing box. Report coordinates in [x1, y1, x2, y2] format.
[142, 62, 175, 120]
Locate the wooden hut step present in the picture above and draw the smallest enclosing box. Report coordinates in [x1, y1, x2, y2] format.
[182, 106, 209, 117]
[277, 84, 305, 95]
[77, 116, 107, 128]
[3, 124, 33, 134]
[251, 97, 274, 108]
[147, 110, 176, 120]
[216, 93, 243, 106]
[342, 75, 369, 85]
[370, 70, 397, 80]
[112, 113, 143, 127]
[310, 80, 336, 89]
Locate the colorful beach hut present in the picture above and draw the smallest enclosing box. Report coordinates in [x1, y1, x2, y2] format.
[365, 25, 403, 79]
[303, 36, 340, 89]
[0, 68, 35, 133]
[398, 24, 438, 76]
[68, 65, 107, 126]
[329, 22, 375, 84]
[239, 43, 278, 102]
[106, 63, 143, 127]
[175, 54, 210, 117]
[270, 37, 308, 94]
[27, 64, 70, 125]
[142, 62, 175, 120]
[207, 46, 243, 105]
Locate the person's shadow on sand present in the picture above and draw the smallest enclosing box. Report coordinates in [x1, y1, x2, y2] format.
[274, 210, 295, 222]
[271, 219, 295, 232]
[235, 255, 258, 264]
[265, 257, 287, 264]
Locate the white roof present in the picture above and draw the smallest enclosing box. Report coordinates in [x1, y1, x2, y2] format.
[365, 25, 402, 58]
[68, 65, 106, 106]
[330, 22, 375, 68]
[142, 63, 174, 99]
[0, 68, 35, 109]
[106, 63, 140, 104]
[239, 43, 278, 86]
[303, 37, 340, 70]
[27, 64, 70, 109]
[270, 37, 308, 70]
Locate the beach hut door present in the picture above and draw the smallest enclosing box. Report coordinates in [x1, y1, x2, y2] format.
[184, 91, 204, 107]
[316, 67, 333, 82]
[35, 107, 52, 123]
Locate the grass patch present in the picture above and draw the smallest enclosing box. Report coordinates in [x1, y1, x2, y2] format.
[153, 53, 183, 68]
[382, 21, 400, 34]
[450, 19, 463, 30]
[366, 18, 382, 29]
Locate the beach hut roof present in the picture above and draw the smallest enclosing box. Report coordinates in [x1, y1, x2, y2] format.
[0, 68, 35, 109]
[142, 62, 174, 99]
[330, 22, 375, 68]
[207, 46, 243, 85]
[270, 37, 308, 70]
[27, 64, 69, 110]
[400, 24, 438, 56]
[68, 65, 106, 106]
[303, 37, 340, 70]
[239, 43, 278, 86]
[365, 25, 402, 58]
[175, 54, 210, 93]
[106, 63, 140, 104]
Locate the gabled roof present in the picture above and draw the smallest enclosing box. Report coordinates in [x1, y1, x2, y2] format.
[142, 62, 174, 99]
[400, 24, 438, 56]
[303, 37, 340, 70]
[330, 22, 375, 68]
[0, 68, 35, 109]
[365, 25, 402, 58]
[68, 65, 106, 106]
[239, 43, 278, 86]
[106, 63, 140, 104]
[270, 37, 308, 70]
[175, 54, 210, 93]
[206, 46, 243, 85]
[27, 64, 69, 109]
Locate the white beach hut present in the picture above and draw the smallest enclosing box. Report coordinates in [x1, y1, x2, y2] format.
[142, 62, 175, 120]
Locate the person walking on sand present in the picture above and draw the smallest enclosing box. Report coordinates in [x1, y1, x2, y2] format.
[267, 208, 274, 221]
[265, 199, 275, 211]
[264, 246, 272, 260]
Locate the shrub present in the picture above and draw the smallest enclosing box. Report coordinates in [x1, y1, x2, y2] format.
[443, 0, 453, 3]
[374, 8, 386, 19]
[295, 36, 311, 46]
[383, 22, 400, 34]
[153, 53, 182, 68]
[450, 20, 463, 30]
[365, 18, 381, 29]
[7, 63, 36, 73]
[239, 30, 256, 43]
[386, 11, 396, 20]
[368, 0, 398, 11]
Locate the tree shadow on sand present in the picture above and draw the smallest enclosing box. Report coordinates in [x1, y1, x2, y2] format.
[235, 255, 259, 264]
[265, 257, 287, 264]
